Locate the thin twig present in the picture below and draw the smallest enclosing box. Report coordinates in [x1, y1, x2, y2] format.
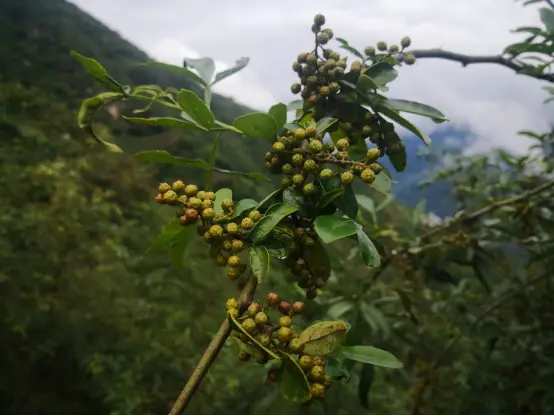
[411, 271, 551, 414]
[371, 178, 554, 283]
[168, 273, 258, 415]
[400, 49, 554, 83]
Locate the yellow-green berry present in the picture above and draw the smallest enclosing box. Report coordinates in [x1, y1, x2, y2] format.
[341, 171, 355, 185]
[299, 355, 313, 370]
[202, 199, 213, 209]
[221, 199, 235, 212]
[292, 174, 304, 187]
[216, 254, 227, 266]
[204, 191, 216, 201]
[247, 302, 261, 317]
[278, 327, 294, 343]
[389, 44, 399, 53]
[377, 41, 387, 51]
[184, 184, 198, 197]
[202, 207, 216, 220]
[314, 13, 325, 26]
[228, 255, 241, 267]
[209, 225, 223, 237]
[311, 382, 325, 398]
[401, 36, 411, 48]
[231, 239, 244, 253]
[364, 46, 376, 56]
[367, 147, 381, 161]
[272, 141, 285, 152]
[243, 318, 257, 333]
[289, 338, 304, 354]
[306, 125, 317, 138]
[303, 183, 315, 195]
[282, 163, 294, 174]
[228, 308, 240, 319]
[226, 298, 239, 310]
[226, 222, 239, 235]
[361, 168, 376, 184]
[227, 267, 241, 281]
[172, 180, 185, 191]
[310, 365, 325, 381]
[163, 190, 178, 203]
[279, 316, 292, 327]
[404, 53, 416, 65]
[158, 183, 171, 194]
[295, 128, 306, 141]
[309, 140, 323, 153]
[241, 217, 255, 230]
[255, 311, 269, 326]
[248, 210, 261, 222]
[320, 168, 334, 180]
[222, 239, 233, 251]
[187, 197, 202, 210]
[292, 153, 305, 167]
[335, 138, 349, 151]
[291, 83, 302, 94]
[197, 190, 206, 200]
[303, 159, 317, 172]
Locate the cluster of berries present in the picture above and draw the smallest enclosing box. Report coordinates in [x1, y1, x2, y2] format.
[226, 292, 332, 400]
[443, 229, 470, 247]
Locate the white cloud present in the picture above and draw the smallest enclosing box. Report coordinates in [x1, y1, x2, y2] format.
[70, 0, 554, 154]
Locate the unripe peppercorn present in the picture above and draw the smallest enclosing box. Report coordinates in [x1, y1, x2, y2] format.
[310, 365, 325, 381]
[292, 174, 304, 187]
[295, 128, 306, 141]
[282, 177, 292, 187]
[172, 180, 185, 191]
[197, 190, 206, 200]
[201, 199, 213, 209]
[238, 351, 251, 361]
[291, 83, 302, 94]
[226, 222, 239, 235]
[299, 355, 313, 370]
[241, 217, 254, 230]
[279, 316, 292, 327]
[248, 210, 261, 222]
[404, 53, 416, 65]
[279, 301, 292, 315]
[297, 52, 308, 63]
[203, 231, 214, 244]
[389, 44, 399, 53]
[335, 138, 349, 151]
[222, 240, 233, 252]
[341, 171, 355, 185]
[202, 207, 215, 220]
[215, 254, 227, 266]
[177, 195, 187, 205]
[255, 311, 269, 326]
[221, 199, 235, 212]
[314, 13, 325, 26]
[163, 190, 178, 203]
[292, 153, 304, 167]
[367, 147, 381, 161]
[364, 46, 376, 56]
[305, 126, 317, 138]
[313, 356, 325, 367]
[292, 61, 302, 72]
[329, 82, 340, 94]
[323, 375, 332, 387]
[204, 191, 216, 201]
[309, 140, 323, 153]
[187, 197, 202, 210]
[361, 168, 376, 184]
[350, 61, 362, 72]
[282, 164, 294, 175]
[230, 239, 244, 253]
[303, 159, 317, 171]
[292, 301, 306, 314]
[311, 383, 325, 398]
[209, 225, 223, 237]
[401, 36, 411, 48]
[316, 32, 329, 44]
[228, 308, 240, 318]
[228, 255, 241, 267]
[320, 168, 334, 180]
[272, 141, 285, 152]
[278, 327, 294, 343]
[247, 302, 261, 317]
[227, 267, 241, 280]
[226, 298, 239, 310]
[159, 183, 171, 194]
[289, 338, 304, 354]
[322, 28, 333, 40]
[243, 318, 257, 333]
[267, 292, 280, 306]
[257, 333, 272, 347]
[306, 53, 317, 65]
[184, 184, 198, 197]
[377, 41, 387, 51]
[319, 86, 330, 96]
[369, 163, 383, 174]
[303, 183, 315, 195]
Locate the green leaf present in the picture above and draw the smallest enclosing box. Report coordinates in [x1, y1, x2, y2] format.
[123, 116, 208, 131]
[229, 199, 258, 220]
[170, 225, 197, 268]
[325, 356, 351, 383]
[314, 216, 358, 244]
[249, 204, 299, 244]
[387, 144, 407, 173]
[316, 188, 344, 212]
[277, 353, 311, 403]
[250, 246, 270, 283]
[334, 346, 403, 368]
[287, 100, 304, 111]
[371, 172, 392, 194]
[357, 229, 381, 267]
[377, 105, 431, 145]
[143, 61, 207, 86]
[184, 57, 216, 85]
[70, 51, 124, 92]
[209, 168, 269, 182]
[133, 150, 209, 169]
[176, 89, 215, 129]
[358, 364, 375, 409]
[364, 62, 398, 87]
[284, 122, 304, 133]
[303, 238, 331, 281]
[256, 188, 283, 210]
[269, 103, 288, 131]
[335, 37, 365, 60]
[357, 74, 378, 91]
[356, 194, 377, 224]
[212, 57, 250, 86]
[328, 300, 355, 320]
[315, 117, 338, 135]
[382, 98, 447, 123]
[298, 321, 348, 356]
[228, 313, 279, 359]
[146, 218, 183, 254]
[214, 188, 233, 214]
[360, 303, 389, 336]
[540, 7, 554, 34]
[320, 178, 359, 219]
[234, 113, 279, 141]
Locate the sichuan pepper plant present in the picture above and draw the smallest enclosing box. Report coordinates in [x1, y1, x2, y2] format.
[71, 13, 447, 413]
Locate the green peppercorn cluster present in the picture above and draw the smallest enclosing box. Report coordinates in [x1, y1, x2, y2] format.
[225, 292, 332, 399]
[155, 180, 262, 281]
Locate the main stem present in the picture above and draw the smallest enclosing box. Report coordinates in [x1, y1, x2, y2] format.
[168, 273, 258, 415]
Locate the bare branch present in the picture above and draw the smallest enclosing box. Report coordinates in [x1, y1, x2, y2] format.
[401, 49, 554, 83]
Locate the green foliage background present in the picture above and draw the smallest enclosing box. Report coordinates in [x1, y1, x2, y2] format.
[2, 0, 554, 414]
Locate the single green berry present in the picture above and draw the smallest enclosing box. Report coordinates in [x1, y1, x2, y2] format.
[292, 61, 302, 72]
[177, 195, 188, 205]
[314, 13, 325, 26]
[305, 126, 317, 138]
[321, 28, 333, 40]
[319, 86, 330, 96]
[352, 164, 364, 176]
[364, 46, 376, 56]
[222, 239, 233, 252]
[184, 184, 199, 197]
[289, 338, 304, 354]
[303, 183, 316, 195]
[389, 44, 399, 53]
[303, 159, 317, 172]
[203, 231, 214, 244]
[158, 183, 171, 194]
[350, 61, 362, 72]
[172, 180, 185, 191]
[241, 217, 255, 230]
[401, 36, 411, 48]
[310, 365, 325, 381]
[252, 348, 268, 365]
[362, 125, 372, 137]
[228, 308, 240, 318]
[187, 197, 202, 210]
[279, 316, 292, 327]
[248, 210, 261, 222]
[295, 129, 305, 142]
[291, 83, 302, 94]
[202, 199, 213, 209]
[306, 53, 317, 65]
[312, 356, 325, 367]
[311, 382, 325, 398]
[292, 174, 304, 187]
[243, 318, 257, 333]
[278, 327, 294, 343]
[226, 298, 239, 310]
[367, 147, 381, 161]
[320, 168, 334, 180]
[316, 32, 329, 44]
[231, 239, 244, 253]
[292, 153, 305, 167]
[369, 163, 383, 174]
[282, 163, 294, 175]
[377, 41, 387, 51]
[221, 199, 234, 212]
[197, 190, 206, 200]
[247, 302, 261, 317]
[309, 140, 323, 153]
[282, 176, 292, 187]
[202, 207, 216, 220]
[323, 375, 332, 387]
[272, 141, 285, 152]
[257, 333, 272, 347]
[404, 53, 416, 65]
[209, 224, 223, 237]
[255, 311, 269, 326]
[226, 222, 239, 235]
[297, 52, 308, 63]
[163, 190, 178, 203]
[299, 355, 313, 370]
[341, 171, 355, 185]
[335, 138, 349, 151]
[303, 236, 315, 246]
[204, 191, 216, 201]
[328, 82, 340, 94]
[228, 255, 241, 267]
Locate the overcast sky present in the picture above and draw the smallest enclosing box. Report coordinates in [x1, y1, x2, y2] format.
[70, 0, 553, 154]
